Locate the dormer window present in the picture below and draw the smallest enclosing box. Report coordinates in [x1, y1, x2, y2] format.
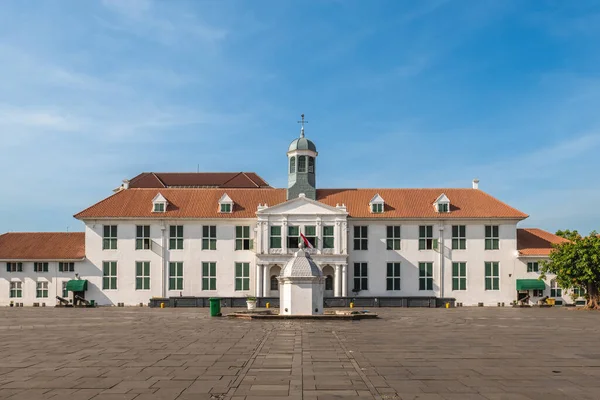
[152, 193, 168, 213]
[434, 194, 450, 213]
[369, 194, 385, 214]
[218, 193, 234, 213]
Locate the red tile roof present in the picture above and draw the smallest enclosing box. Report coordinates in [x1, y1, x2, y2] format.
[517, 228, 569, 256]
[128, 172, 270, 188]
[75, 188, 528, 220]
[0, 232, 85, 260]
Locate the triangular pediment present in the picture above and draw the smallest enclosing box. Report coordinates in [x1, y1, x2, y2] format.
[434, 193, 450, 204]
[370, 193, 385, 204]
[152, 193, 168, 203]
[257, 195, 347, 215]
[219, 193, 233, 204]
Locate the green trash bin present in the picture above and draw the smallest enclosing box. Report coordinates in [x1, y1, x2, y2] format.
[209, 298, 221, 317]
[90, 300, 95, 307]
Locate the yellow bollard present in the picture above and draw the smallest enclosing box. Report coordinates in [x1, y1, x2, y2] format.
[350, 302, 354, 309]
[445, 302, 450, 309]
[266, 302, 270, 309]
[160, 302, 165, 309]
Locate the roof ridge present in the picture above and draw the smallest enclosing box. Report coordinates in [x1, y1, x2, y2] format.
[151, 172, 167, 188]
[241, 172, 260, 188]
[74, 190, 128, 219]
[477, 190, 528, 218]
[221, 172, 244, 187]
[249, 172, 271, 187]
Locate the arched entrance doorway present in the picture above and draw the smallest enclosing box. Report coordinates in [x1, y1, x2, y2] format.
[269, 265, 281, 297]
[322, 264, 334, 298]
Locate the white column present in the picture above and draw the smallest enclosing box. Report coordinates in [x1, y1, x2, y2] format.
[256, 264, 263, 298]
[341, 264, 348, 297]
[263, 264, 270, 297]
[334, 264, 341, 297]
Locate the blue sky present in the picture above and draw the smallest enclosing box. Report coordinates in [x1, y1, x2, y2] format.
[1, 0, 599, 234]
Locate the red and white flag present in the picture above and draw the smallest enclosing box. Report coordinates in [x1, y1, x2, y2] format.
[300, 233, 314, 249]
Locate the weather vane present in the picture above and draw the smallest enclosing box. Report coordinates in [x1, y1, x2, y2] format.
[297, 114, 308, 138]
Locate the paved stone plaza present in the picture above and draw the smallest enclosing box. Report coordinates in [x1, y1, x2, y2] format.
[0, 307, 599, 400]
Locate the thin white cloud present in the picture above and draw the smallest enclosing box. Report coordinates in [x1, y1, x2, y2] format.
[100, 0, 228, 45]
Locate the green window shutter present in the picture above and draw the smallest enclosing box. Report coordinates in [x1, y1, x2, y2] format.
[452, 263, 458, 276]
[202, 263, 208, 276]
[243, 263, 249, 276]
[136, 262, 142, 276]
[235, 278, 242, 291]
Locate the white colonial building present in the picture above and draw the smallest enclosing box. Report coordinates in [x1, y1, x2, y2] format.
[0, 122, 577, 307]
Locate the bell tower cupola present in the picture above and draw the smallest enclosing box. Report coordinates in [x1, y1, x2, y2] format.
[287, 114, 317, 200]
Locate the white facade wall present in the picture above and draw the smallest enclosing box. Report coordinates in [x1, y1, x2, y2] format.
[347, 220, 521, 305]
[0, 216, 578, 307]
[0, 260, 93, 307]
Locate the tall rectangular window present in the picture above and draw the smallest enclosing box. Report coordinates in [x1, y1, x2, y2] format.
[484, 262, 499, 290]
[169, 262, 183, 290]
[58, 262, 74, 272]
[386, 226, 401, 250]
[136, 225, 151, 250]
[202, 262, 217, 290]
[485, 226, 499, 250]
[34, 262, 48, 272]
[527, 262, 539, 272]
[235, 262, 250, 291]
[135, 261, 150, 290]
[304, 226, 317, 247]
[103, 225, 117, 250]
[550, 280, 562, 297]
[169, 225, 183, 250]
[235, 226, 251, 250]
[353, 262, 368, 291]
[322, 226, 334, 249]
[419, 226, 434, 250]
[36, 281, 48, 298]
[419, 262, 433, 290]
[103, 261, 117, 290]
[6, 262, 23, 272]
[288, 226, 299, 249]
[62, 281, 68, 298]
[10, 281, 22, 298]
[452, 225, 466, 250]
[202, 226, 217, 250]
[452, 262, 466, 291]
[353, 226, 368, 250]
[298, 156, 306, 173]
[270, 226, 281, 249]
[386, 262, 401, 291]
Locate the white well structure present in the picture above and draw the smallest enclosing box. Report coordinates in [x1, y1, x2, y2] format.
[278, 244, 325, 316]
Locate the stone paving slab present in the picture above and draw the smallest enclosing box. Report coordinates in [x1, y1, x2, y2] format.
[0, 307, 599, 399]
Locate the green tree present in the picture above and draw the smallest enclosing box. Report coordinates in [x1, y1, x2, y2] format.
[541, 231, 600, 309]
